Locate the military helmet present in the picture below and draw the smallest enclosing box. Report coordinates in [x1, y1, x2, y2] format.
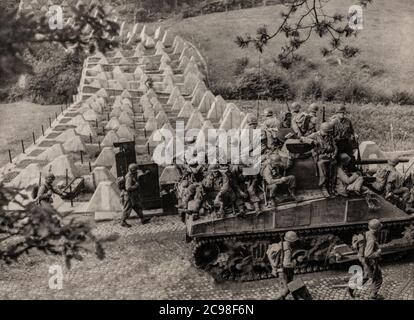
[320, 122, 333, 133]
[247, 116, 258, 126]
[128, 163, 139, 172]
[388, 156, 400, 167]
[368, 219, 382, 231]
[209, 164, 220, 172]
[336, 105, 348, 114]
[339, 153, 351, 165]
[263, 108, 274, 117]
[291, 102, 301, 112]
[45, 172, 56, 181]
[269, 153, 282, 165]
[308, 103, 319, 113]
[285, 231, 299, 243]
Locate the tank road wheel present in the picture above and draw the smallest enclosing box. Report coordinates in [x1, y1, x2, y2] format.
[193, 241, 220, 269]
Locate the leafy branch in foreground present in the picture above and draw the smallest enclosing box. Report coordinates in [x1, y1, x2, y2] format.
[236, 0, 372, 67]
[0, 3, 119, 80]
[0, 184, 118, 269]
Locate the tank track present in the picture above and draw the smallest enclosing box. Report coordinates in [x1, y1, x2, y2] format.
[191, 219, 414, 282]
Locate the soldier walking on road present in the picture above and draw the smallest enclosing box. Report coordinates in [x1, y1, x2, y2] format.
[121, 163, 151, 228]
[364, 219, 384, 300]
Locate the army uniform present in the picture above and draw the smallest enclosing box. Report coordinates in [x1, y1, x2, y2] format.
[34, 174, 65, 208]
[301, 123, 337, 195]
[331, 106, 356, 158]
[261, 155, 296, 205]
[291, 102, 302, 136]
[202, 166, 241, 216]
[335, 154, 364, 196]
[230, 164, 261, 213]
[260, 109, 281, 153]
[364, 220, 384, 299]
[122, 164, 150, 227]
[177, 162, 206, 210]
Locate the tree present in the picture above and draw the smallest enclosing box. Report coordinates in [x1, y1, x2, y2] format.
[0, 3, 120, 267]
[0, 3, 119, 84]
[236, 0, 372, 68]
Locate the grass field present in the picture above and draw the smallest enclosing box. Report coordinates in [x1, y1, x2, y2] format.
[0, 102, 62, 167]
[167, 0, 414, 95]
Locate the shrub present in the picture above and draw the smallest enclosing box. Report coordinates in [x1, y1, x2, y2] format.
[391, 90, 414, 105]
[302, 79, 323, 100]
[233, 57, 249, 76]
[135, 7, 149, 22]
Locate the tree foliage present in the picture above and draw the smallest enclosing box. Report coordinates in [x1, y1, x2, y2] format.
[236, 0, 373, 68]
[0, 184, 118, 268]
[0, 4, 119, 83]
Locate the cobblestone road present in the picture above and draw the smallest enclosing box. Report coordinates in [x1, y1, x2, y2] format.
[0, 216, 413, 300]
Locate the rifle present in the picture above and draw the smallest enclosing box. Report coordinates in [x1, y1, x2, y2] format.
[285, 101, 291, 113]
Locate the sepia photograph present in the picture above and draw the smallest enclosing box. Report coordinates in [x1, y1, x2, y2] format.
[0, 0, 413, 307]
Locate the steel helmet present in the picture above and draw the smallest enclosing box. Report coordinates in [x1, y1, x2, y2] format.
[247, 116, 258, 126]
[285, 231, 299, 243]
[264, 108, 274, 117]
[128, 163, 139, 172]
[291, 102, 301, 112]
[368, 219, 382, 231]
[308, 103, 319, 113]
[388, 156, 400, 167]
[339, 153, 351, 165]
[320, 122, 333, 133]
[45, 172, 56, 182]
[336, 105, 348, 114]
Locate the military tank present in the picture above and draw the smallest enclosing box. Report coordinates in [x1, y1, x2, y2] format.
[183, 140, 414, 282]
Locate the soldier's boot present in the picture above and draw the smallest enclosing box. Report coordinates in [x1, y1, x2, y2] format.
[320, 184, 331, 198]
[121, 220, 132, 228]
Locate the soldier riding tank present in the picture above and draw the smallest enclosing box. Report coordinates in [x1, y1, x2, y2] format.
[179, 139, 414, 282]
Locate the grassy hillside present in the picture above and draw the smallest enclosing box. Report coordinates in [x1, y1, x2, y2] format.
[168, 0, 414, 97]
[0, 102, 62, 166]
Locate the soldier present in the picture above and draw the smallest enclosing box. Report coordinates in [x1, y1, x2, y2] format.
[364, 219, 384, 300]
[121, 163, 151, 228]
[291, 102, 302, 136]
[34, 173, 66, 208]
[260, 108, 281, 152]
[278, 111, 293, 129]
[295, 103, 319, 137]
[267, 231, 304, 300]
[331, 105, 357, 159]
[335, 153, 365, 197]
[261, 153, 297, 206]
[229, 164, 261, 213]
[372, 156, 410, 204]
[301, 122, 338, 196]
[176, 157, 205, 210]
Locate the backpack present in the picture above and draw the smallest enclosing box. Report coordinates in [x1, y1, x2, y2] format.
[266, 242, 285, 272]
[351, 233, 366, 257]
[295, 112, 312, 135]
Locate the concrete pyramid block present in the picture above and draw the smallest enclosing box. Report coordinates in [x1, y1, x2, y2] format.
[134, 43, 145, 57]
[62, 135, 87, 153]
[162, 30, 174, 47]
[94, 147, 115, 167]
[114, 50, 124, 59]
[185, 110, 204, 130]
[196, 120, 215, 146]
[240, 112, 256, 129]
[145, 117, 158, 132]
[43, 155, 79, 178]
[96, 88, 109, 98]
[161, 122, 174, 134]
[69, 115, 88, 126]
[207, 100, 226, 121]
[8, 163, 42, 189]
[121, 89, 132, 99]
[143, 106, 155, 119]
[91, 102, 104, 114]
[152, 101, 164, 114]
[56, 129, 78, 143]
[172, 95, 186, 112]
[219, 104, 243, 130]
[197, 90, 215, 113]
[101, 130, 119, 147]
[159, 165, 180, 185]
[120, 104, 133, 115]
[118, 57, 130, 65]
[105, 117, 121, 131]
[82, 108, 98, 121]
[145, 37, 155, 49]
[122, 98, 133, 107]
[140, 25, 148, 41]
[146, 129, 165, 148]
[85, 181, 121, 214]
[110, 107, 122, 118]
[118, 112, 134, 126]
[156, 111, 169, 127]
[178, 56, 190, 70]
[108, 80, 124, 90]
[177, 101, 194, 119]
[116, 125, 135, 140]
[160, 53, 171, 64]
[76, 123, 97, 137]
[183, 73, 201, 95]
[92, 166, 116, 189]
[154, 26, 165, 41]
[38, 144, 66, 162]
[163, 66, 174, 77]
